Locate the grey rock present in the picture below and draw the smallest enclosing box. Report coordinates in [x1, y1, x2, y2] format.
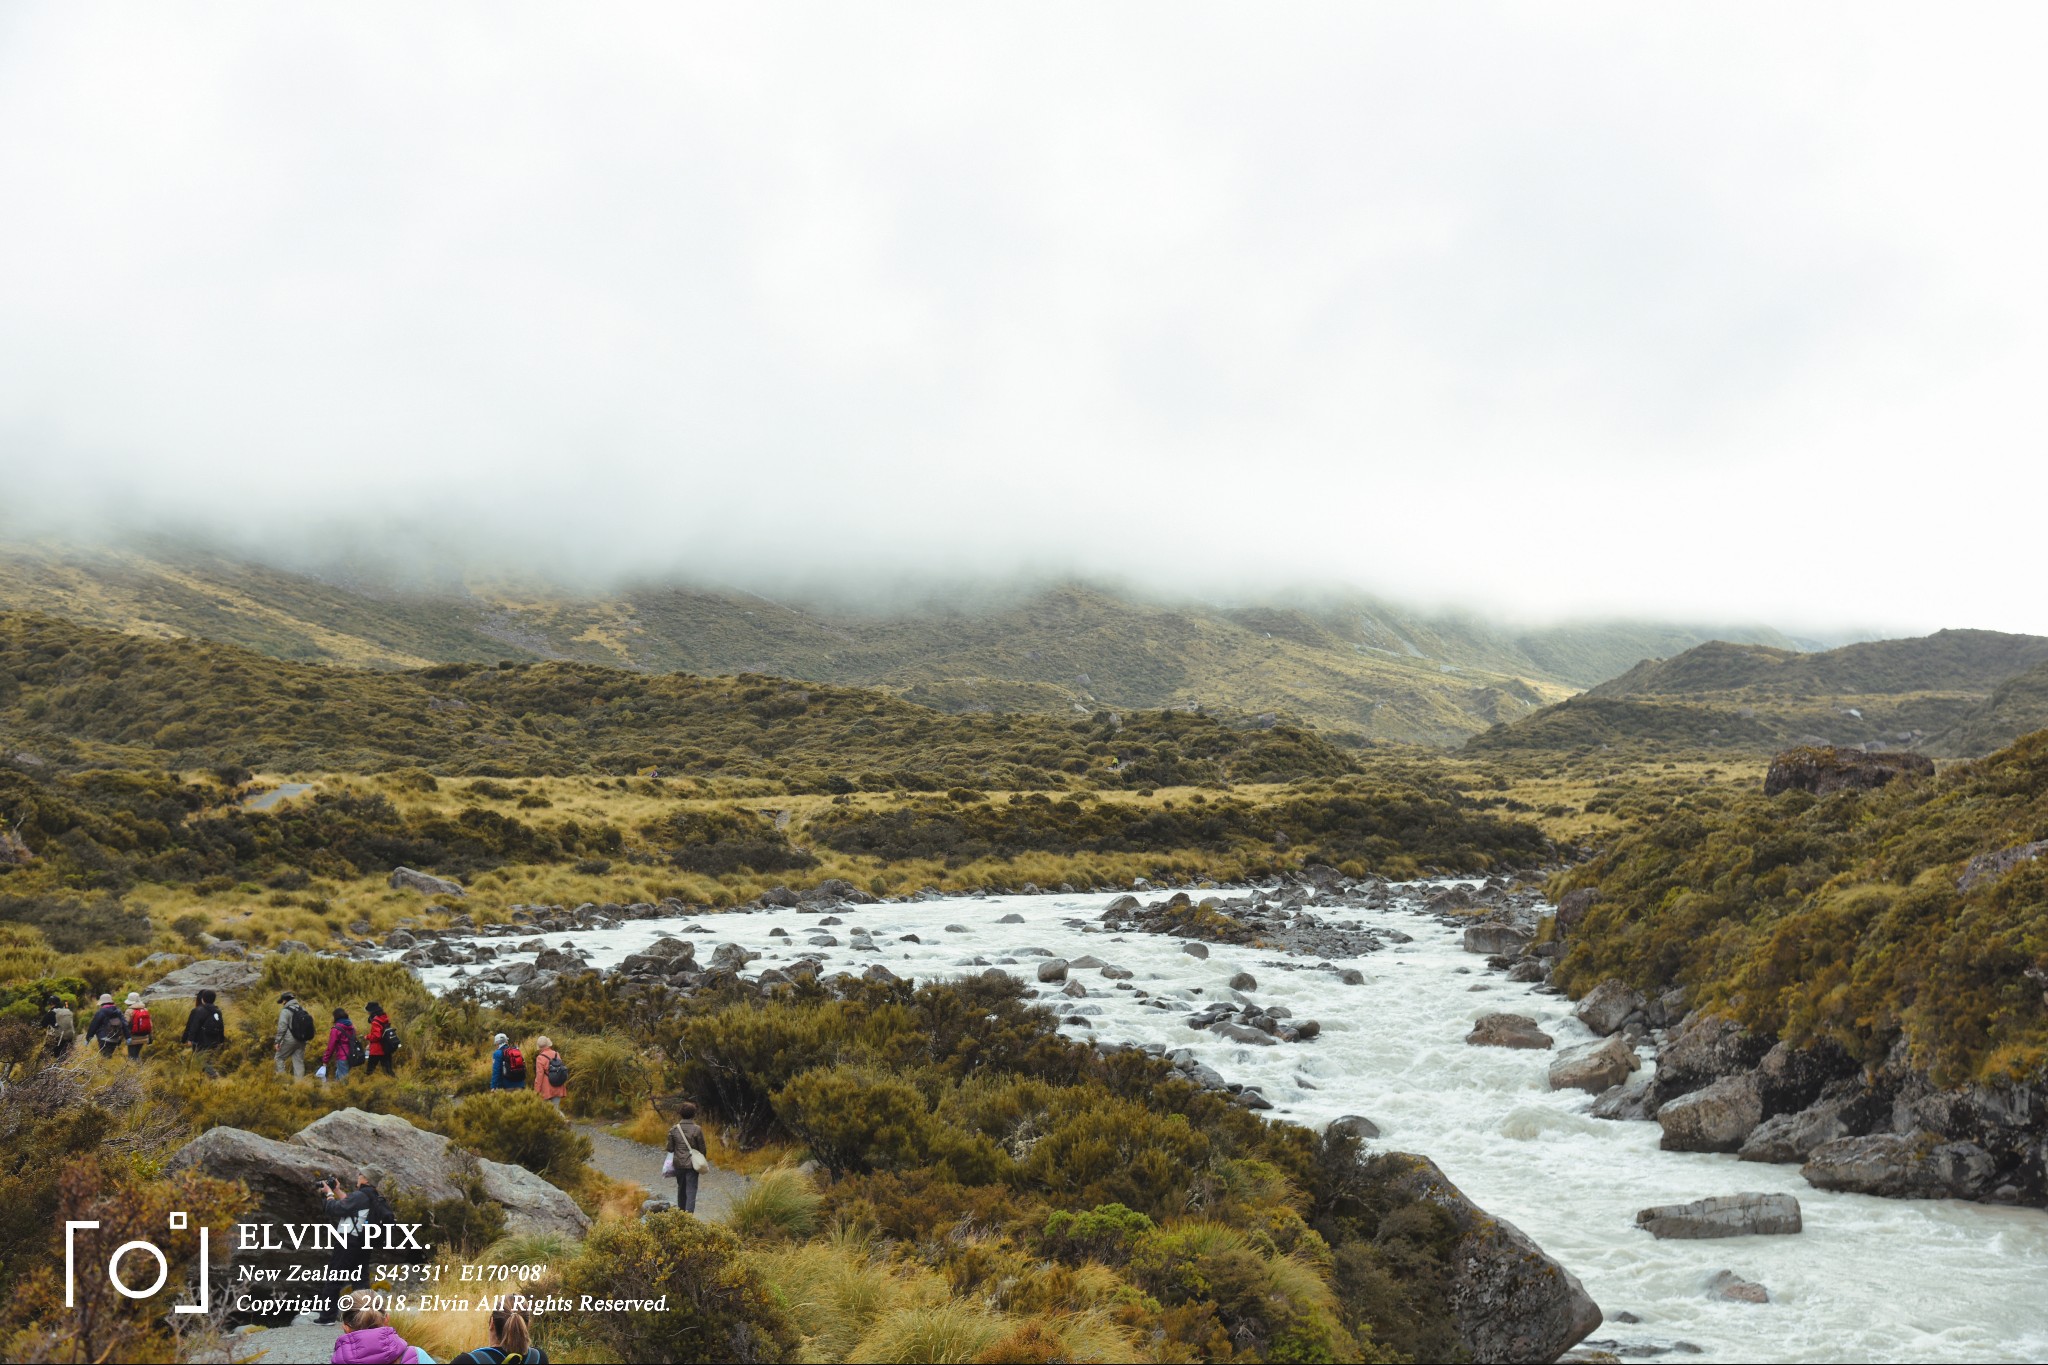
[1554, 887, 1600, 932]
[1338, 968, 1365, 985]
[1465, 1013, 1555, 1050]
[1572, 980, 1647, 1037]
[1591, 1073, 1657, 1122]
[389, 866, 466, 897]
[1635, 1193, 1802, 1239]
[141, 958, 263, 1003]
[1101, 964, 1134, 980]
[1463, 923, 1534, 956]
[1070, 955, 1107, 970]
[1707, 1270, 1770, 1304]
[1653, 1014, 1771, 1106]
[1036, 958, 1070, 983]
[1658, 1073, 1764, 1153]
[476, 1157, 592, 1238]
[999, 913, 1026, 924]
[1957, 840, 2048, 893]
[862, 964, 901, 985]
[293, 1108, 467, 1204]
[1228, 971, 1258, 992]
[1801, 1132, 1999, 1200]
[1211, 1021, 1278, 1046]
[1549, 1037, 1641, 1094]
[1327, 1114, 1381, 1141]
[533, 946, 584, 974]
[710, 943, 759, 972]
[1384, 1156, 1603, 1361]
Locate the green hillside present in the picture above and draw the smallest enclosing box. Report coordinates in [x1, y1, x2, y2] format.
[0, 539, 1810, 747]
[1553, 728, 2048, 1084]
[0, 613, 1352, 790]
[1471, 628, 2048, 759]
[1928, 661, 2048, 758]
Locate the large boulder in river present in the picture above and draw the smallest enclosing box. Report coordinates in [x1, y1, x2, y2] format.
[1037, 958, 1070, 983]
[1549, 1037, 1640, 1093]
[1462, 922, 1533, 956]
[1383, 1155, 1602, 1362]
[1763, 746, 1933, 798]
[1801, 1132, 1998, 1200]
[1571, 980, 1645, 1037]
[1634, 1193, 1802, 1239]
[1657, 1073, 1763, 1152]
[141, 958, 263, 1002]
[1465, 1013, 1554, 1050]
[389, 866, 466, 897]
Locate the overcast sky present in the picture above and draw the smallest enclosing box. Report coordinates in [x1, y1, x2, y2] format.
[1, 4, 2042, 631]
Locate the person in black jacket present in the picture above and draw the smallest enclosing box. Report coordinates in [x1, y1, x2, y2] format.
[312, 1165, 393, 1325]
[181, 988, 227, 1077]
[182, 989, 227, 1050]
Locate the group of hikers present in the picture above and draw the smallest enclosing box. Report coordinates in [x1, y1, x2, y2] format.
[40, 986, 231, 1060]
[273, 991, 401, 1081]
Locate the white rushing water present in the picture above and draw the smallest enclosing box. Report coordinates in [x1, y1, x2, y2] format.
[405, 886, 2048, 1362]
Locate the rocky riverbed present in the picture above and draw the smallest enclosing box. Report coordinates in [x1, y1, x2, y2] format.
[357, 876, 2048, 1363]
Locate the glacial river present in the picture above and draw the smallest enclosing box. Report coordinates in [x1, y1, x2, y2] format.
[406, 886, 2048, 1363]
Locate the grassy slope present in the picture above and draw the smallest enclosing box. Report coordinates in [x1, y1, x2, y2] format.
[1553, 729, 2048, 1084]
[0, 540, 1809, 746]
[1928, 660, 2048, 758]
[0, 612, 1356, 788]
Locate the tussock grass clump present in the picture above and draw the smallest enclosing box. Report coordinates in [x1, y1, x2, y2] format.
[724, 1166, 822, 1241]
[557, 1031, 654, 1119]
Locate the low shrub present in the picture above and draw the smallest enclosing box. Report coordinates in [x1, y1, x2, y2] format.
[448, 1089, 592, 1182]
[558, 1210, 799, 1363]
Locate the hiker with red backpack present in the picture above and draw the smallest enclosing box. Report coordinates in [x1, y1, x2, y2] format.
[123, 992, 151, 1061]
[323, 1007, 359, 1082]
[276, 991, 316, 1078]
[489, 1032, 527, 1089]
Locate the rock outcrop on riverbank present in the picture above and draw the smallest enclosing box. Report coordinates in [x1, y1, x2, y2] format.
[1384, 1155, 1603, 1362]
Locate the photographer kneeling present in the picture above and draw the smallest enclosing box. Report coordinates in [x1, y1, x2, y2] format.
[313, 1165, 394, 1326]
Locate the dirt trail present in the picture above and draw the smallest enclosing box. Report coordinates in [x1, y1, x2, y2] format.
[575, 1121, 751, 1220]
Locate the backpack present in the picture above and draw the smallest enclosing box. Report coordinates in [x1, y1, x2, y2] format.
[102, 1010, 131, 1045]
[197, 1006, 226, 1046]
[380, 1018, 402, 1058]
[546, 1052, 567, 1087]
[346, 1026, 366, 1067]
[129, 1006, 152, 1039]
[502, 1045, 526, 1083]
[289, 1003, 316, 1042]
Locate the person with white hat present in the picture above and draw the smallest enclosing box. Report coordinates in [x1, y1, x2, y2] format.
[122, 992, 152, 1061]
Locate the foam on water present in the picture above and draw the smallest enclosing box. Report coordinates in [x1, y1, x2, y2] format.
[406, 886, 2048, 1362]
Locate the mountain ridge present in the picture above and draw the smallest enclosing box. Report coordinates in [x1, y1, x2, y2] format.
[0, 539, 1825, 747]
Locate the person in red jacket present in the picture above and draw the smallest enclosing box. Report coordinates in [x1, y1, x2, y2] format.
[363, 1002, 394, 1077]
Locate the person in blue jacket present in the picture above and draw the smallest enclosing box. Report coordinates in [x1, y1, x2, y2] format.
[489, 1032, 528, 1089]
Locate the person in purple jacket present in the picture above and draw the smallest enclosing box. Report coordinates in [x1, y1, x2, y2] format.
[324, 1007, 357, 1082]
[331, 1303, 432, 1363]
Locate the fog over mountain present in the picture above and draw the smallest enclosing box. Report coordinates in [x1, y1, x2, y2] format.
[2, 4, 2045, 633]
